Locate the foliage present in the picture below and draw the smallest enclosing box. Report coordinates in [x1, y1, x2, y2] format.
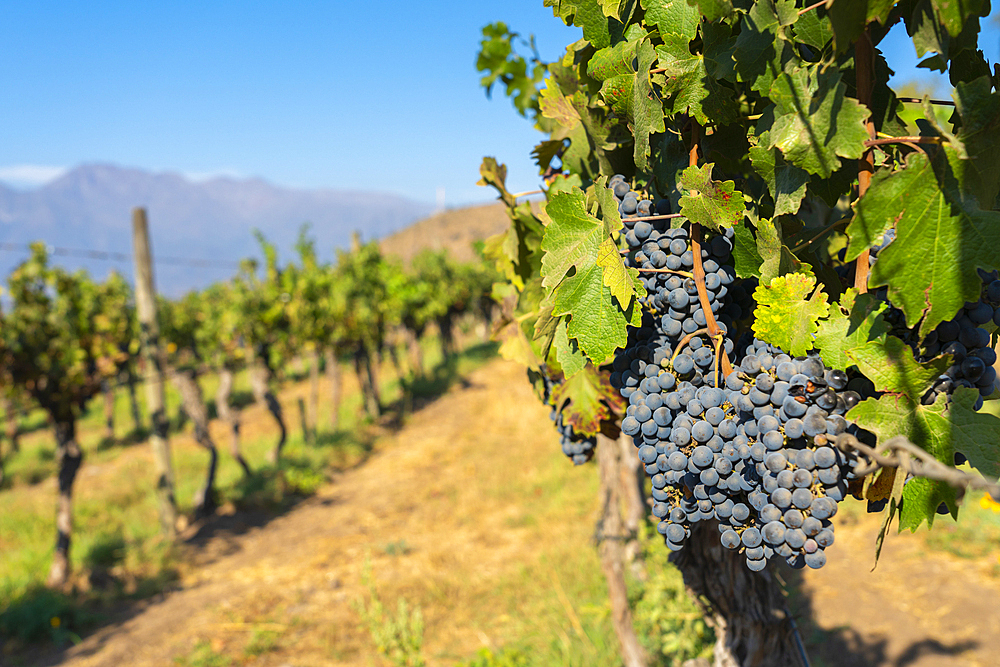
[0, 584, 93, 645]
[632, 529, 715, 666]
[0, 244, 131, 422]
[477, 22, 549, 120]
[477, 0, 1000, 544]
[460, 648, 530, 667]
[354, 559, 425, 667]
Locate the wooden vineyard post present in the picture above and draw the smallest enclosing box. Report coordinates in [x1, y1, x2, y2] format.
[132, 207, 178, 538]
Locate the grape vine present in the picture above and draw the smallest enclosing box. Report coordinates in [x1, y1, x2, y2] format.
[478, 0, 1000, 583]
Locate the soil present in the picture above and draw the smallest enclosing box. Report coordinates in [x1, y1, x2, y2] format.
[19, 359, 1000, 667]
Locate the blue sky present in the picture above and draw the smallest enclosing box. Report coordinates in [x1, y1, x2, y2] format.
[0, 2, 996, 206]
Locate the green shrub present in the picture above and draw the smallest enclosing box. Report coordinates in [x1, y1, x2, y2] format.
[632, 527, 714, 667]
[460, 648, 530, 667]
[353, 559, 425, 667]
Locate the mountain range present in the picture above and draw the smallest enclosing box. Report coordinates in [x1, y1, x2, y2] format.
[0, 164, 437, 294]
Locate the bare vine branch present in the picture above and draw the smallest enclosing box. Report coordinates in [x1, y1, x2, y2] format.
[511, 189, 544, 199]
[834, 432, 1000, 502]
[896, 97, 956, 106]
[864, 136, 944, 148]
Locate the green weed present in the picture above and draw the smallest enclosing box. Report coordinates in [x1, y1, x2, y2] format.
[354, 559, 426, 667]
[173, 640, 232, 667]
[243, 628, 280, 657]
[631, 525, 715, 667]
[460, 647, 530, 666]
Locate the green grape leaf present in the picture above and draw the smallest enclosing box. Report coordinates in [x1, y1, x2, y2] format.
[703, 22, 738, 82]
[748, 142, 810, 216]
[793, 6, 833, 49]
[848, 387, 1000, 530]
[541, 190, 610, 291]
[827, 0, 898, 51]
[533, 291, 559, 348]
[846, 334, 950, 398]
[768, 66, 871, 178]
[899, 477, 957, 533]
[655, 29, 738, 125]
[908, 0, 950, 58]
[478, 157, 516, 207]
[643, 0, 700, 40]
[550, 364, 619, 435]
[847, 152, 1000, 335]
[756, 218, 805, 283]
[751, 273, 829, 356]
[732, 222, 764, 278]
[813, 289, 890, 371]
[553, 318, 588, 377]
[941, 388, 1000, 481]
[595, 180, 643, 310]
[589, 39, 638, 118]
[930, 0, 985, 37]
[691, 0, 735, 22]
[547, 173, 584, 196]
[733, 0, 797, 89]
[598, 236, 637, 308]
[678, 163, 746, 230]
[634, 37, 666, 170]
[533, 139, 570, 173]
[540, 83, 584, 127]
[553, 263, 642, 365]
[600, 0, 622, 17]
[549, 0, 613, 49]
[494, 317, 539, 368]
[951, 77, 1000, 208]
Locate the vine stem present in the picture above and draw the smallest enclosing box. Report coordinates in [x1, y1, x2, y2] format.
[687, 122, 734, 377]
[635, 267, 694, 278]
[896, 97, 956, 106]
[790, 218, 850, 253]
[798, 0, 825, 15]
[669, 328, 712, 367]
[853, 29, 876, 294]
[834, 433, 1000, 501]
[621, 213, 684, 223]
[511, 189, 544, 199]
[864, 136, 943, 148]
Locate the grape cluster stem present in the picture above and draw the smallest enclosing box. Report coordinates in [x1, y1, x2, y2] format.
[688, 123, 734, 378]
[834, 433, 1000, 502]
[621, 213, 684, 223]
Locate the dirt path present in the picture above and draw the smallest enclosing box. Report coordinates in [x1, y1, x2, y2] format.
[28, 358, 1000, 667]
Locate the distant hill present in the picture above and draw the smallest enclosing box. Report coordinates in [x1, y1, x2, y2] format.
[0, 164, 436, 294]
[379, 202, 510, 264]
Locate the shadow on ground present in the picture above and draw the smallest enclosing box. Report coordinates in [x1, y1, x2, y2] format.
[781, 564, 979, 667]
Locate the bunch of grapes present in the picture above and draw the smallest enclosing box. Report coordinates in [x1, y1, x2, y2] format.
[541, 178, 994, 572]
[619, 333, 866, 570]
[538, 368, 596, 465]
[605, 174, 886, 571]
